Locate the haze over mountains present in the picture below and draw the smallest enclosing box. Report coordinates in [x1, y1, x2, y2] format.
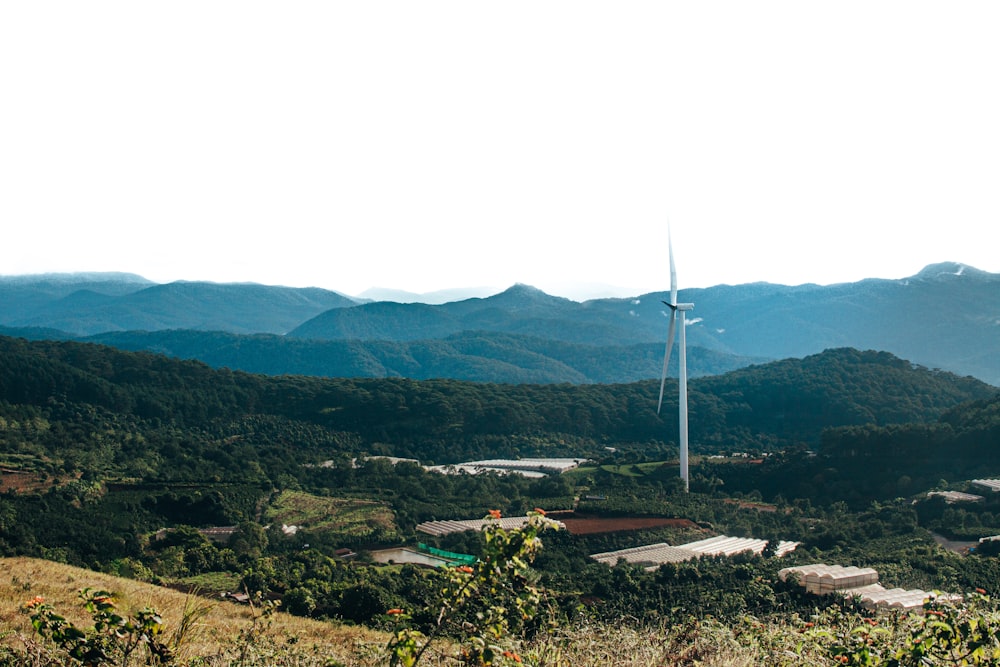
[1, 262, 998, 386]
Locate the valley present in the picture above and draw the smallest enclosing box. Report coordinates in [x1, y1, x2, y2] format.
[0, 316, 998, 663]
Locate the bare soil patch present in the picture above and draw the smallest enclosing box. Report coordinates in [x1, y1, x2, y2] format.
[0, 469, 63, 494]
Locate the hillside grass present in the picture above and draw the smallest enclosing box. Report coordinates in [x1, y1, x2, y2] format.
[6, 556, 990, 666]
[570, 460, 677, 478]
[0, 557, 817, 666]
[1, 557, 766, 666]
[0, 557, 389, 666]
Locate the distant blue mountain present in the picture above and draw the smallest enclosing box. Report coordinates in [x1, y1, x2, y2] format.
[0, 274, 358, 335]
[2, 264, 998, 385]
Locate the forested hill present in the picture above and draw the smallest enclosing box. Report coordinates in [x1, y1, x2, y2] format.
[712, 391, 1000, 506]
[3, 264, 1000, 385]
[0, 276, 357, 335]
[0, 337, 993, 482]
[76, 329, 760, 384]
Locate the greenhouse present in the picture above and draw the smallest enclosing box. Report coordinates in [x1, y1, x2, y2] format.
[778, 564, 879, 594]
[970, 478, 1000, 493]
[416, 515, 566, 537]
[779, 563, 960, 612]
[591, 534, 799, 568]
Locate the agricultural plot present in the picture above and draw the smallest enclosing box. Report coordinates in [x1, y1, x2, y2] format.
[570, 460, 685, 479]
[559, 515, 698, 535]
[0, 453, 64, 493]
[263, 490, 398, 541]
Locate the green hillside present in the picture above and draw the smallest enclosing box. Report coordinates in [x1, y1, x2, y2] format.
[76, 329, 761, 384]
[2, 334, 1000, 660]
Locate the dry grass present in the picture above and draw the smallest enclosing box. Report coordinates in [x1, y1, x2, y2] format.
[0, 557, 815, 666]
[0, 557, 392, 665]
[512, 620, 795, 667]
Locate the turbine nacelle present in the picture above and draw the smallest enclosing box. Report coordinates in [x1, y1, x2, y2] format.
[662, 302, 695, 311]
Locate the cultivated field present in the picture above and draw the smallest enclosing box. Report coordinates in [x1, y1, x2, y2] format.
[558, 514, 699, 535]
[262, 490, 398, 540]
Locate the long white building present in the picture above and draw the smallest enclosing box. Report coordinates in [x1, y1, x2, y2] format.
[590, 534, 800, 568]
[779, 563, 961, 612]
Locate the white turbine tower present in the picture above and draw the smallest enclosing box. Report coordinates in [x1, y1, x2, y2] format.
[657, 231, 694, 492]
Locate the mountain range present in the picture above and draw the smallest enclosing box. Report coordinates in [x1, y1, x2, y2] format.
[1, 262, 998, 385]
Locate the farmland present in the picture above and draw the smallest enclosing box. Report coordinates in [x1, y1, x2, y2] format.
[262, 490, 398, 542]
[557, 513, 699, 535]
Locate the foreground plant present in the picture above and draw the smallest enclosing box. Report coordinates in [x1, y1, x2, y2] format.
[799, 590, 1000, 666]
[23, 587, 173, 665]
[387, 509, 559, 666]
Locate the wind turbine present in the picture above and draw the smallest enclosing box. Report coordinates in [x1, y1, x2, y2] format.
[657, 230, 694, 491]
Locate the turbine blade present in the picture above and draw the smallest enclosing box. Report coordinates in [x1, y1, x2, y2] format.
[657, 311, 677, 414]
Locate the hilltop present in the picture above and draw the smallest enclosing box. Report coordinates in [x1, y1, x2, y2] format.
[3, 263, 1000, 385]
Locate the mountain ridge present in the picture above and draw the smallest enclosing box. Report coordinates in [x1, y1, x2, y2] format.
[2, 264, 998, 385]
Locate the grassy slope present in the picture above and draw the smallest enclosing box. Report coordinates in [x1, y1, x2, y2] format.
[0, 557, 387, 665]
[0, 555, 792, 666]
[2, 556, 960, 666]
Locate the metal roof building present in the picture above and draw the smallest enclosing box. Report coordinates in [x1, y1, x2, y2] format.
[779, 564, 879, 594]
[591, 534, 800, 568]
[927, 490, 985, 503]
[426, 458, 587, 478]
[779, 563, 961, 612]
[970, 479, 1000, 493]
[416, 515, 566, 537]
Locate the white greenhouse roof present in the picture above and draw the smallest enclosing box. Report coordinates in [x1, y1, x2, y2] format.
[590, 543, 697, 567]
[416, 515, 566, 537]
[591, 534, 800, 568]
[970, 479, 1000, 492]
[927, 490, 985, 503]
[427, 458, 587, 477]
[680, 535, 800, 558]
[426, 464, 548, 478]
[779, 564, 880, 593]
[780, 563, 961, 612]
[843, 584, 960, 612]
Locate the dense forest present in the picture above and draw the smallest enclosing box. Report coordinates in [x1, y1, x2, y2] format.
[1, 334, 1000, 644]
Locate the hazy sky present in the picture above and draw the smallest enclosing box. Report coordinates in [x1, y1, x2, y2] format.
[2, 2, 998, 300]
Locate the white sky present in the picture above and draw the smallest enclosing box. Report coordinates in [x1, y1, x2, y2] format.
[2, 2, 998, 300]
